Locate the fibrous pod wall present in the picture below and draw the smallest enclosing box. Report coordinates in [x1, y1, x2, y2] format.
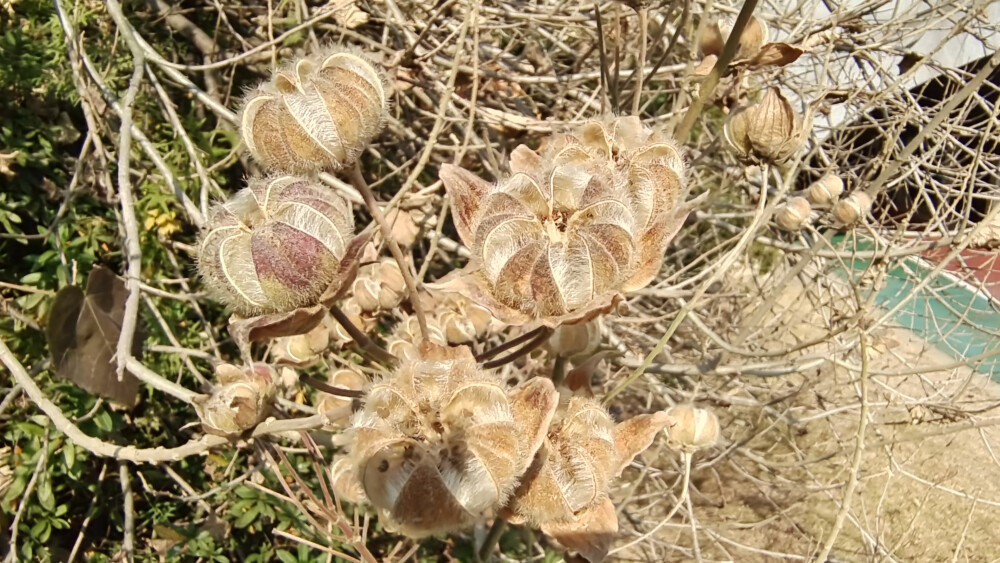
[197, 176, 355, 316]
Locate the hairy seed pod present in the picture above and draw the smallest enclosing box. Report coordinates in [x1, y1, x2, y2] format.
[775, 196, 812, 231]
[806, 173, 844, 205]
[240, 48, 387, 173]
[346, 344, 558, 538]
[664, 404, 720, 452]
[195, 363, 277, 437]
[439, 116, 704, 326]
[197, 176, 355, 317]
[725, 87, 802, 164]
[831, 192, 872, 226]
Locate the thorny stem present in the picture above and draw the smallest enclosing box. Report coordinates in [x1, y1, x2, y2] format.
[346, 162, 430, 342]
[477, 517, 508, 562]
[674, 0, 760, 141]
[481, 327, 554, 370]
[329, 304, 398, 367]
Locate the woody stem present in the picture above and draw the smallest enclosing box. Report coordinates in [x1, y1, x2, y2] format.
[631, 4, 648, 115]
[480, 327, 554, 370]
[346, 162, 430, 342]
[329, 304, 397, 367]
[477, 517, 507, 562]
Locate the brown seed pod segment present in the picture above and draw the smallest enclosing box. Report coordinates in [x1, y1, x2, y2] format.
[197, 176, 355, 317]
[346, 343, 557, 538]
[240, 49, 387, 173]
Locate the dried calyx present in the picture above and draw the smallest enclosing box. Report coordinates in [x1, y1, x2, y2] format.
[343, 343, 559, 537]
[504, 394, 671, 562]
[438, 116, 703, 326]
[198, 176, 359, 317]
[194, 363, 277, 437]
[240, 48, 388, 173]
[725, 87, 803, 164]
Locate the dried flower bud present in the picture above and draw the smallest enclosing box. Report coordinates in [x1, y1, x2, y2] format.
[831, 192, 872, 226]
[547, 320, 602, 359]
[345, 344, 558, 537]
[198, 176, 356, 317]
[240, 49, 387, 173]
[806, 174, 844, 205]
[724, 87, 802, 164]
[699, 16, 769, 60]
[664, 404, 719, 452]
[438, 116, 704, 326]
[195, 363, 277, 437]
[272, 320, 331, 367]
[775, 196, 812, 231]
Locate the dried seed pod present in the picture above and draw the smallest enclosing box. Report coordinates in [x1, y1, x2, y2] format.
[664, 404, 719, 452]
[346, 344, 558, 537]
[352, 259, 407, 313]
[699, 16, 769, 60]
[547, 320, 602, 359]
[272, 320, 331, 367]
[197, 176, 356, 317]
[433, 293, 494, 344]
[315, 368, 366, 428]
[775, 196, 812, 231]
[807, 174, 845, 205]
[383, 314, 446, 362]
[438, 116, 704, 326]
[239, 48, 387, 173]
[831, 192, 872, 226]
[724, 87, 802, 164]
[506, 397, 670, 528]
[195, 363, 277, 437]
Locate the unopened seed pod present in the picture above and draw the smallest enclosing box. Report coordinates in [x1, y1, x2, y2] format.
[197, 176, 355, 317]
[240, 49, 387, 173]
[831, 192, 872, 225]
[547, 320, 602, 358]
[806, 174, 844, 205]
[664, 404, 719, 452]
[699, 16, 769, 60]
[725, 87, 802, 164]
[775, 197, 812, 231]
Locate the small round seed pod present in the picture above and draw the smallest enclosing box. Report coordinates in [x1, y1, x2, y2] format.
[197, 176, 355, 317]
[831, 192, 872, 226]
[547, 320, 602, 359]
[806, 174, 844, 205]
[725, 88, 802, 164]
[272, 320, 331, 367]
[664, 404, 719, 452]
[434, 294, 493, 345]
[240, 48, 387, 173]
[195, 363, 277, 437]
[775, 196, 812, 231]
[316, 368, 366, 428]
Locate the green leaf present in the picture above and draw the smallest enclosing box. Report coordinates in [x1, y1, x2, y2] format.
[275, 549, 298, 563]
[37, 474, 55, 511]
[233, 505, 260, 529]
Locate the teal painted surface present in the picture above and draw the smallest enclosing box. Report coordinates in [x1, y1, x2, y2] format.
[833, 235, 1000, 378]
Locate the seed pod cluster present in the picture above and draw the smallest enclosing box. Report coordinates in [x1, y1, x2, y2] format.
[725, 87, 803, 164]
[240, 49, 387, 173]
[194, 363, 277, 437]
[197, 176, 356, 317]
[344, 343, 558, 537]
[440, 116, 702, 325]
[351, 258, 407, 313]
[505, 396, 671, 562]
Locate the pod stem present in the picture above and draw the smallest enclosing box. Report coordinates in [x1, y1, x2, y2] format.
[346, 162, 430, 342]
[330, 304, 398, 367]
